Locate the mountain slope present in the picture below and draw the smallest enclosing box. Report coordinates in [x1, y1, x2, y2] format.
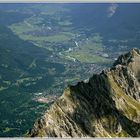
[0, 25, 65, 136]
[67, 3, 140, 37]
[29, 49, 140, 137]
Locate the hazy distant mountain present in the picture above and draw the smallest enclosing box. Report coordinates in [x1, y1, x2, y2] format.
[65, 3, 140, 39]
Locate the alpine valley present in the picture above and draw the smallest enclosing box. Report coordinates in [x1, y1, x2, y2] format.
[0, 3, 140, 137]
[30, 48, 140, 137]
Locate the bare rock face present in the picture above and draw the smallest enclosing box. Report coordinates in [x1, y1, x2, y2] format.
[29, 49, 140, 137]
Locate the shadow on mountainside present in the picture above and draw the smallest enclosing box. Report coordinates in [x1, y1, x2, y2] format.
[69, 73, 140, 137]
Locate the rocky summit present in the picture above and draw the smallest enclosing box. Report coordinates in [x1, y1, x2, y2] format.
[29, 49, 140, 137]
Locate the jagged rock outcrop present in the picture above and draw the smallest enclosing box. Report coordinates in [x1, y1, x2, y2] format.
[29, 49, 140, 137]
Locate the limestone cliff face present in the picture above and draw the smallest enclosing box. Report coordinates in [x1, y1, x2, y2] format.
[29, 49, 140, 137]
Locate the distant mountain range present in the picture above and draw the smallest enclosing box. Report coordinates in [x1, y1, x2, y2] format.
[30, 49, 140, 137]
[65, 3, 140, 39]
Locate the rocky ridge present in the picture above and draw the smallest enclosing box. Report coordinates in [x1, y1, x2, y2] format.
[29, 49, 140, 137]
